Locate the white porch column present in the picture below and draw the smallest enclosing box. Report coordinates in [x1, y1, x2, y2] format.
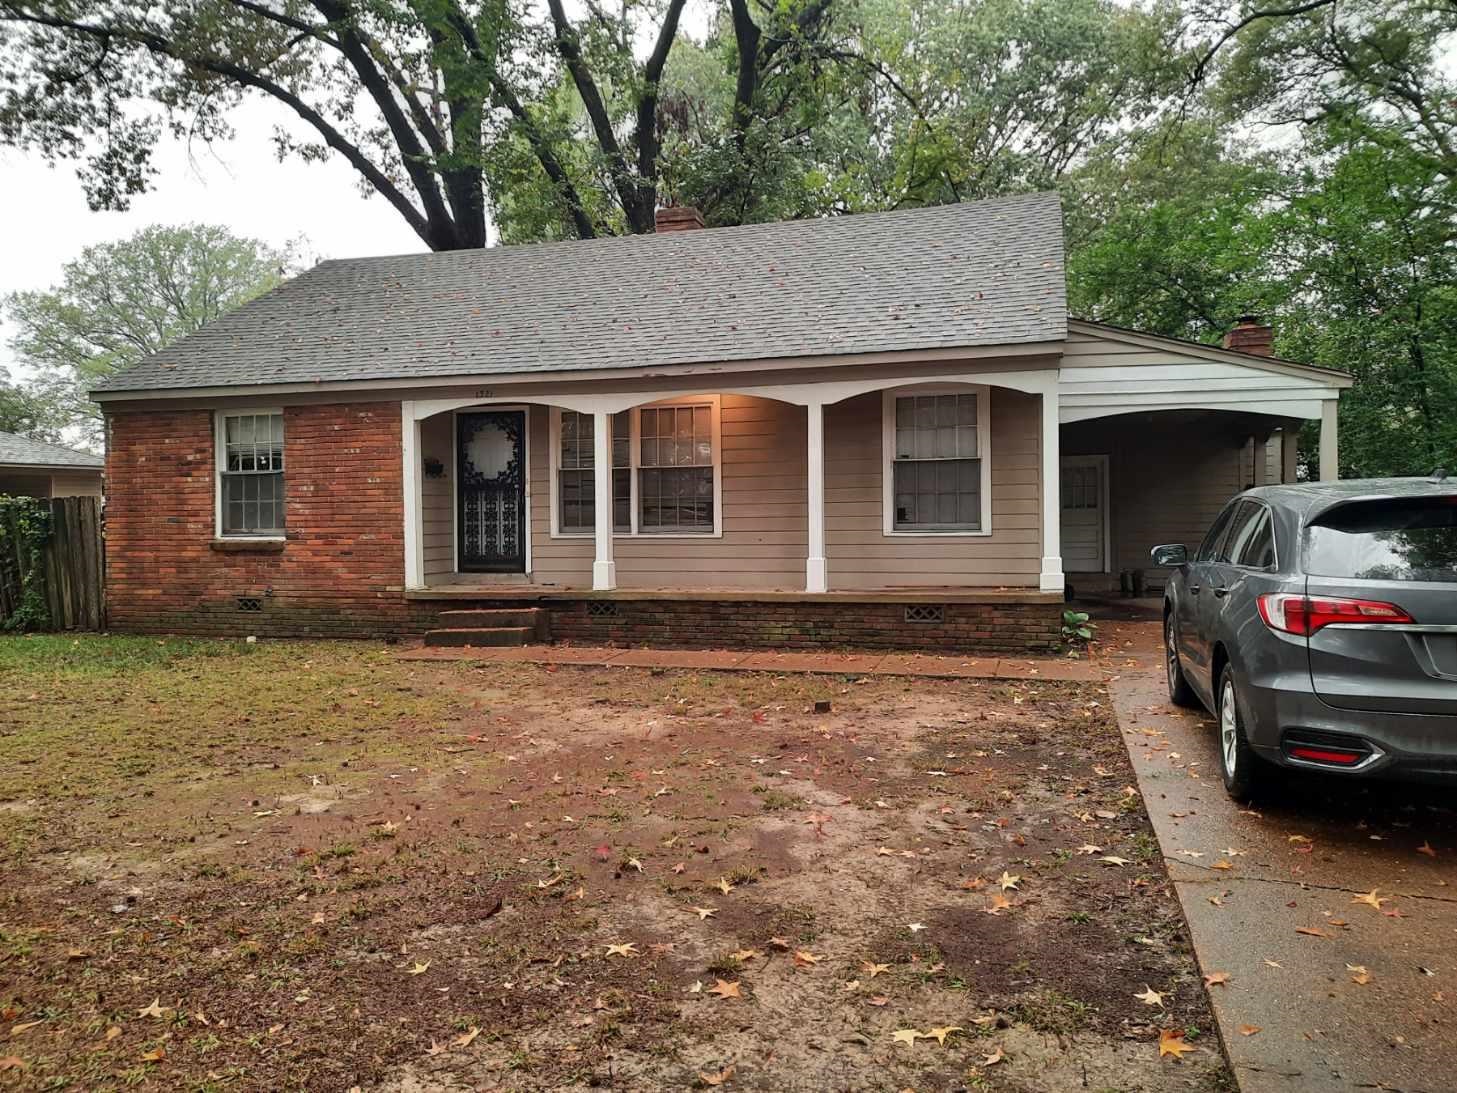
[1319, 399, 1339, 481]
[591, 411, 617, 590]
[401, 401, 425, 589]
[805, 401, 828, 593]
[1039, 388, 1064, 594]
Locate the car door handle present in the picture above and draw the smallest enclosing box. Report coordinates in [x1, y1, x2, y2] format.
[1212, 586, 1229, 598]
[1189, 584, 1201, 594]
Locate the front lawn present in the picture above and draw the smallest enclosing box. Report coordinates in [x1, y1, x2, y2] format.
[0, 635, 1228, 1090]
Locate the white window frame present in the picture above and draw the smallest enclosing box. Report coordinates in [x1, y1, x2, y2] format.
[215, 408, 286, 541]
[881, 385, 992, 537]
[548, 396, 723, 539]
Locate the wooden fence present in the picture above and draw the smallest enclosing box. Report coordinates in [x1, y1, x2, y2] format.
[0, 496, 105, 631]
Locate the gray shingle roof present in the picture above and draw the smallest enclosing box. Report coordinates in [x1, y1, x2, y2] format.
[95, 192, 1066, 395]
[0, 430, 103, 470]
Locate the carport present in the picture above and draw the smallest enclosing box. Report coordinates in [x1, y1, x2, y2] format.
[1054, 319, 1352, 592]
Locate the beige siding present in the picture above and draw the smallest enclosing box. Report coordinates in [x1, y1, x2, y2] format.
[825, 389, 1041, 589]
[532, 396, 809, 589]
[416, 387, 1043, 591]
[1062, 412, 1247, 580]
[420, 413, 456, 578]
[51, 470, 103, 498]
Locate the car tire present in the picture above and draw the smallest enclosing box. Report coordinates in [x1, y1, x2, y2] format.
[1217, 665, 1266, 800]
[1164, 612, 1198, 708]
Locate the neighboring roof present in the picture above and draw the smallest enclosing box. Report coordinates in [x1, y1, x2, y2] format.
[94, 192, 1067, 395]
[1067, 319, 1353, 386]
[0, 430, 104, 471]
[1251, 476, 1456, 522]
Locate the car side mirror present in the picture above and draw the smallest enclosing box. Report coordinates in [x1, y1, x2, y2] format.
[1150, 544, 1188, 567]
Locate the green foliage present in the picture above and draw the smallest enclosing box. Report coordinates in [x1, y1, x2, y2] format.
[4, 224, 291, 444]
[1061, 609, 1094, 644]
[0, 368, 69, 443]
[0, 495, 52, 631]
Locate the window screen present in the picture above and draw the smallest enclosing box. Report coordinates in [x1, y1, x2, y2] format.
[638, 404, 714, 532]
[558, 411, 630, 533]
[892, 394, 981, 530]
[220, 412, 284, 535]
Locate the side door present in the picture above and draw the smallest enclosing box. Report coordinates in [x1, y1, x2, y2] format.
[1201, 500, 1276, 671]
[1179, 499, 1240, 700]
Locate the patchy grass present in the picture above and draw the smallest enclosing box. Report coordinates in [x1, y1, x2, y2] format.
[0, 636, 1228, 1091]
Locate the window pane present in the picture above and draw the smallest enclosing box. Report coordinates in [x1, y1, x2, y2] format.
[892, 458, 980, 531]
[894, 394, 978, 462]
[559, 469, 593, 531]
[639, 466, 712, 532]
[612, 467, 631, 531]
[612, 411, 630, 468]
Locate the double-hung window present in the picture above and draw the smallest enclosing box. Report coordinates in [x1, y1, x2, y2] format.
[218, 411, 285, 537]
[885, 389, 989, 533]
[638, 404, 714, 533]
[552, 401, 720, 537]
[557, 410, 631, 534]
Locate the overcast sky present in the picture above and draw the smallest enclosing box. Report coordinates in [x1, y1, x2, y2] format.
[0, 99, 427, 381]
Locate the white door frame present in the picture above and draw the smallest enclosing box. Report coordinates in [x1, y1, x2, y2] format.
[1059, 453, 1110, 574]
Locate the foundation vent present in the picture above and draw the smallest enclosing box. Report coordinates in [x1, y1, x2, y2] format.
[904, 604, 945, 624]
[236, 597, 264, 613]
[587, 601, 620, 618]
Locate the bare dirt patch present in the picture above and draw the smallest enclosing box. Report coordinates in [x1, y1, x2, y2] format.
[0, 636, 1229, 1091]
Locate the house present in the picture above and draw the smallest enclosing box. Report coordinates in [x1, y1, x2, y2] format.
[0, 430, 104, 498]
[91, 193, 1351, 651]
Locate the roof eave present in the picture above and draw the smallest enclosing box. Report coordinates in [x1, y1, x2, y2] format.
[1068, 319, 1354, 387]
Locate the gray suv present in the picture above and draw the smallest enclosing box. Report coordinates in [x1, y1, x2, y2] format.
[1152, 477, 1457, 798]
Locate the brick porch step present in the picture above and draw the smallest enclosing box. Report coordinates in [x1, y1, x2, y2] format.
[423, 606, 549, 647]
[423, 626, 535, 648]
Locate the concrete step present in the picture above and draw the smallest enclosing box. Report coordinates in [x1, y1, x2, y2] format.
[423, 626, 534, 648]
[438, 608, 543, 629]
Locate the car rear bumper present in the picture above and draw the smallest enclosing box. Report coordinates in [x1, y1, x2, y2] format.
[1243, 678, 1457, 781]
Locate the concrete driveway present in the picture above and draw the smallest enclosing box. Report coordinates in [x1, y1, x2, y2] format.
[1096, 616, 1457, 1093]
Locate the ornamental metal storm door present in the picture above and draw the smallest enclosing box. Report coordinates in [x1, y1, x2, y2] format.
[456, 411, 526, 573]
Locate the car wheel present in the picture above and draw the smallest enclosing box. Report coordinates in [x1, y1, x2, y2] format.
[1217, 666, 1265, 800]
[1164, 612, 1198, 708]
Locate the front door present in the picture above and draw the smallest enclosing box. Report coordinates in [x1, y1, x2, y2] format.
[1060, 455, 1107, 573]
[457, 410, 526, 573]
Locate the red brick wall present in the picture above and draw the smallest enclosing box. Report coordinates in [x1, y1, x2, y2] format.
[105, 403, 407, 635]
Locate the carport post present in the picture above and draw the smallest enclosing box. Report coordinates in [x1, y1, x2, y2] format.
[592, 411, 617, 590]
[1319, 400, 1339, 481]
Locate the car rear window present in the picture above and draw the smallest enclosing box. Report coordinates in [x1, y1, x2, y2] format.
[1305, 496, 1457, 582]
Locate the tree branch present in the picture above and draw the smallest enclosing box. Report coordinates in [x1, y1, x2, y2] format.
[544, 0, 648, 231]
[634, 0, 687, 193]
[4, 5, 434, 244]
[1187, 0, 1337, 88]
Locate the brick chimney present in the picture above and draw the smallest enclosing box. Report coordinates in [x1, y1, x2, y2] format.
[655, 205, 705, 233]
[1223, 314, 1274, 357]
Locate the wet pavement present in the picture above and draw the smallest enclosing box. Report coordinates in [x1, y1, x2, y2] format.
[1101, 619, 1457, 1093]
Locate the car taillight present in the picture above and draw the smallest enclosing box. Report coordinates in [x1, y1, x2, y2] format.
[1257, 593, 1414, 636]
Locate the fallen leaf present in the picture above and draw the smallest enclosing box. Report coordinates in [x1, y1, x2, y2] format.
[982, 1044, 1005, 1065]
[1417, 842, 1437, 858]
[140, 1047, 166, 1062]
[1239, 1024, 1262, 1037]
[1099, 856, 1131, 867]
[707, 979, 741, 1000]
[862, 961, 891, 978]
[984, 892, 1013, 914]
[698, 1064, 735, 1087]
[1295, 926, 1329, 938]
[905, 922, 927, 934]
[1203, 971, 1231, 987]
[730, 949, 762, 963]
[453, 1026, 481, 1048]
[891, 1029, 920, 1046]
[1347, 964, 1372, 985]
[604, 943, 639, 957]
[8, 1021, 41, 1037]
[925, 1026, 962, 1045]
[137, 999, 169, 1019]
[793, 950, 822, 967]
[1158, 1028, 1197, 1060]
[692, 907, 717, 920]
[407, 961, 431, 975]
[715, 877, 735, 895]
[1211, 860, 1233, 871]
[1352, 889, 1387, 911]
[1135, 986, 1166, 1007]
[998, 872, 1021, 891]
[0, 1057, 25, 1071]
